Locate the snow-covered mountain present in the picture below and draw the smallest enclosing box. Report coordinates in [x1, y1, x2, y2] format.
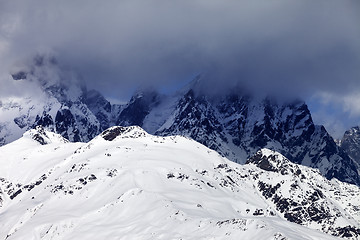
[122, 86, 359, 186]
[1, 58, 359, 186]
[0, 126, 359, 239]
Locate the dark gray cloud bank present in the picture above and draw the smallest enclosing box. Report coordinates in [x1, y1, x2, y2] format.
[0, 0, 359, 137]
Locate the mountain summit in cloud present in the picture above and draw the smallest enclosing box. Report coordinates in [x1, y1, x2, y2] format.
[1, 56, 359, 187]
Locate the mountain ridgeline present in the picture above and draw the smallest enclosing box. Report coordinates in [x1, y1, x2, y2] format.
[0, 57, 359, 186]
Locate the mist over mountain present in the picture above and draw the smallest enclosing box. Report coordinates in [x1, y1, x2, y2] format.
[1, 1, 359, 137]
[1, 54, 359, 188]
[1, 2, 360, 238]
[1, 1, 359, 102]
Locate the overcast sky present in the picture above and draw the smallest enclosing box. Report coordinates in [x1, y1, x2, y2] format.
[0, 0, 359, 138]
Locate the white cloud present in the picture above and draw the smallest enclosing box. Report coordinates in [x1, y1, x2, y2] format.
[0, 0, 358, 99]
[316, 92, 360, 118]
[309, 91, 360, 138]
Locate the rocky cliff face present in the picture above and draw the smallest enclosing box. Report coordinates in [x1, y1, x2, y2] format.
[83, 89, 112, 131]
[116, 90, 161, 127]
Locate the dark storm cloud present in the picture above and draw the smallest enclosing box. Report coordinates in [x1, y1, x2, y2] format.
[0, 0, 359, 100]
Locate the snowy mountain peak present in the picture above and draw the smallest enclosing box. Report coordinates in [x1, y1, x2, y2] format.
[100, 126, 148, 141]
[246, 149, 360, 239]
[246, 148, 297, 173]
[23, 125, 69, 145]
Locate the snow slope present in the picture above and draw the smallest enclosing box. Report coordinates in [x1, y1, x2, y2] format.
[0, 126, 358, 239]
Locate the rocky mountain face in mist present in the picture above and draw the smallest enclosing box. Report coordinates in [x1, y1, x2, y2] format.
[339, 126, 360, 171]
[0, 56, 359, 186]
[0, 56, 100, 145]
[0, 126, 359, 239]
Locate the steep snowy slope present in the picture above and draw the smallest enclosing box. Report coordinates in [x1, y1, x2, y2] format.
[0, 127, 359, 239]
[246, 149, 360, 238]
